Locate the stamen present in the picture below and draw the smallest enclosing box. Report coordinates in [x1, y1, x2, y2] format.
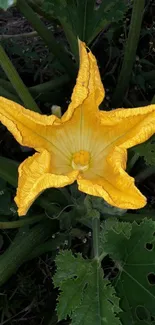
[72, 150, 90, 171]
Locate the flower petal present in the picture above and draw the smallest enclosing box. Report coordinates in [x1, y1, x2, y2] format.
[77, 146, 146, 209]
[99, 105, 155, 149]
[62, 40, 104, 122]
[0, 97, 57, 151]
[15, 150, 78, 216]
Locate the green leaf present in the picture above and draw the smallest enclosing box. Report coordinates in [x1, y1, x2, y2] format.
[42, 0, 127, 53]
[0, 0, 16, 10]
[53, 250, 121, 325]
[102, 219, 155, 323]
[87, 0, 127, 43]
[133, 139, 155, 166]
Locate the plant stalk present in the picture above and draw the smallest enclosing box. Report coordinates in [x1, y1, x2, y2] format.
[30, 75, 70, 94]
[0, 220, 58, 286]
[151, 94, 155, 104]
[0, 45, 40, 112]
[111, 0, 145, 106]
[0, 214, 45, 229]
[115, 212, 155, 221]
[0, 85, 21, 103]
[0, 74, 70, 98]
[135, 166, 155, 183]
[127, 152, 139, 173]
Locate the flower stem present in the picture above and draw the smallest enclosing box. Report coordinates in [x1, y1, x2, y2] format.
[127, 152, 139, 173]
[0, 220, 58, 286]
[112, 211, 155, 221]
[0, 45, 40, 112]
[92, 215, 100, 259]
[30, 75, 70, 95]
[0, 214, 44, 229]
[111, 0, 145, 106]
[0, 74, 70, 97]
[135, 166, 155, 183]
[151, 94, 155, 104]
[17, 0, 77, 79]
[0, 85, 21, 103]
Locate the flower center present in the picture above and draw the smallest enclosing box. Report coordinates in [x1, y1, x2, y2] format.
[72, 150, 90, 171]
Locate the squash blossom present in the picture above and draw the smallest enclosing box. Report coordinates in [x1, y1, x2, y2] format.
[0, 41, 155, 216]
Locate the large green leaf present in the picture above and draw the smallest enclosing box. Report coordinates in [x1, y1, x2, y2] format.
[0, 0, 16, 10]
[133, 139, 155, 166]
[101, 219, 155, 324]
[42, 0, 127, 59]
[85, 0, 127, 43]
[53, 250, 121, 325]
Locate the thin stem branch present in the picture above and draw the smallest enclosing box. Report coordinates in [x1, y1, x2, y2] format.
[151, 94, 155, 104]
[0, 214, 44, 229]
[127, 152, 139, 173]
[135, 166, 155, 183]
[0, 31, 38, 39]
[0, 85, 21, 103]
[0, 75, 70, 97]
[112, 0, 145, 106]
[30, 75, 70, 94]
[0, 26, 54, 40]
[113, 212, 155, 221]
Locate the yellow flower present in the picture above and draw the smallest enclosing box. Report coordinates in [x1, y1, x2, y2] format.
[0, 40, 155, 216]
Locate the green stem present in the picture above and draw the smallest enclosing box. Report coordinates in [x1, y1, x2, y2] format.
[135, 166, 155, 183]
[114, 212, 155, 221]
[0, 85, 21, 103]
[27, 0, 54, 21]
[151, 94, 155, 104]
[26, 233, 67, 261]
[0, 220, 58, 286]
[17, 0, 77, 79]
[0, 31, 39, 40]
[27, 0, 79, 61]
[127, 152, 139, 173]
[30, 75, 70, 94]
[143, 70, 155, 81]
[0, 214, 45, 229]
[0, 78, 15, 94]
[0, 156, 18, 187]
[0, 75, 70, 97]
[92, 216, 100, 259]
[0, 45, 40, 112]
[111, 0, 145, 106]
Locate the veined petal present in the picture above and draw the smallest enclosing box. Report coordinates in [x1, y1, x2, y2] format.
[99, 105, 155, 149]
[0, 97, 57, 151]
[87, 49, 105, 106]
[62, 40, 104, 122]
[78, 146, 146, 209]
[15, 150, 78, 216]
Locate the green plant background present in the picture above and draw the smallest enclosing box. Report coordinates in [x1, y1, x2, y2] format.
[0, 0, 155, 324]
